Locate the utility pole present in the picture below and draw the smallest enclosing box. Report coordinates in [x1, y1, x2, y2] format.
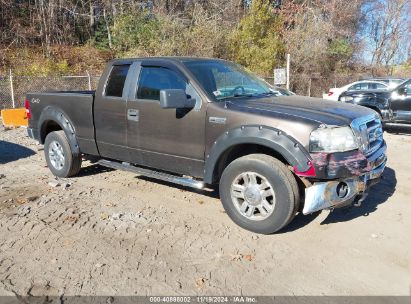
[286, 53, 290, 90]
[86, 71, 92, 90]
[9, 69, 15, 108]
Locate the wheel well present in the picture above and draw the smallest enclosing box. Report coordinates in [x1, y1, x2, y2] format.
[365, 106, 382, 117]
[212, 144, 289, 183]
[40, 120, 62, 143]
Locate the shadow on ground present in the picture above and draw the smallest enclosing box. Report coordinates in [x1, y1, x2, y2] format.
[385, 126, 411, 136]
[137, 175, 220, 199]
[139, 166, 397, 232]
[78, 163, 115, 177]
[78, 163, 220, 198]
[78, 162, 397, 232]
[0, 140, 35, 164]
[320, 166, 396, 225]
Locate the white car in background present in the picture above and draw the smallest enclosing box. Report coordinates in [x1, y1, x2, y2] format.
[323, 80, 388, 101]
[366, 77, 404, 89]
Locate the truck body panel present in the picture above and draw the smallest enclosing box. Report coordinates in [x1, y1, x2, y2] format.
[25, 57, 388, 231]
[26, 91, 97, 154]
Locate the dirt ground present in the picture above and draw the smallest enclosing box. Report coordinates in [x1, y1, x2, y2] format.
[0, 126, 410, 296]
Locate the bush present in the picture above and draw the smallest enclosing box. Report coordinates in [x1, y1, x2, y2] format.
[0, 46, 111, 76]
[111, 10, 160, 55]
[23, 59, 70, 76]
[119, 5, 230, 59]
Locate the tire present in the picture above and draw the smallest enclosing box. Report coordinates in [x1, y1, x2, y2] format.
[219, 154, 299, 234]
[44, 130, 82, 178]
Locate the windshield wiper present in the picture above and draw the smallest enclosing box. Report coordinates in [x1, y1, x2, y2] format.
[217, 91, 276, 101]
[257, 91, 276, 96]
[218, 93, 254, 100]
[233, 93, 255, 97]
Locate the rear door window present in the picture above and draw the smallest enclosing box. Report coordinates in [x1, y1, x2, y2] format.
[360, 83, 369, 90]
[368, 83, 377, 90]
[348, 84, 362, 91]
[105, 65, 130, 97]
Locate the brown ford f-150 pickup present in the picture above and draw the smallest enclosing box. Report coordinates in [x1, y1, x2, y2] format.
[26, 57, 387, 234]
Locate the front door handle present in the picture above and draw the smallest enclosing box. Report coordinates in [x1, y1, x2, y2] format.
[127, 109, 139, 121]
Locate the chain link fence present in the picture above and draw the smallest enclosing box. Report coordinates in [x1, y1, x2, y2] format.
[0, 76, 13, 109]
[1, 71, 363, 110]
[290, 74, 362, 98]
[0, 72, 100, 109]
[264, 74, 362, 97]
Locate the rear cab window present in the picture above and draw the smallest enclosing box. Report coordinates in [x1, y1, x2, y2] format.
[105, 64, 130, 97]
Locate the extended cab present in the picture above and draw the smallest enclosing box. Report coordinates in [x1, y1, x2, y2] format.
[26, 57, 387, 234]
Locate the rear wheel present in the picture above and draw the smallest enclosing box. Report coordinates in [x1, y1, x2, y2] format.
[44, 130, 82, 178]
[219, 154, 299, 234]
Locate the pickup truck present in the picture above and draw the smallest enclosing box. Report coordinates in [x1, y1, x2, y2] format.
[26, 57, 387, 234]
[339, 78, 411, 128]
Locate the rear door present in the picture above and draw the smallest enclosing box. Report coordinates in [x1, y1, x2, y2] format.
[390, 79, 411, 123]
[94, 63, 132, 161]
[126, 62, 206, 177]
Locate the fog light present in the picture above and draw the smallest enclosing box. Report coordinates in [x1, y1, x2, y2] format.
[336, 182, 349, 198]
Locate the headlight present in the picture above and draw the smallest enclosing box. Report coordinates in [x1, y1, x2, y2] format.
[340, 96, 353, 102]
[310, 126, 359, 152]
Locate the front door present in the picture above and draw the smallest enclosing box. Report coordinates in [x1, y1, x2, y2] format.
[126, 64, 206, 177]
[390, 79, 411, 123]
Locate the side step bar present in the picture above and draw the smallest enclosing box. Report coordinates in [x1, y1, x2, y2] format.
[384, 122, 411, 129]
[97, 159, 205, 189]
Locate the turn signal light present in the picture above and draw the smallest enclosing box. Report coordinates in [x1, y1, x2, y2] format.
[24, 99, 31, 119]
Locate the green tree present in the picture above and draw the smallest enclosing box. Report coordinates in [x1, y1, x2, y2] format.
[327, 38, 353, 63]
[229, 0, 284, 75]
[92, 18, 113, 51]
[111, 10, 160, 56]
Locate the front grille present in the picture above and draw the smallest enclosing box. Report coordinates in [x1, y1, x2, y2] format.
[365, 119, 384, 155]
[351, 115, 384, 156]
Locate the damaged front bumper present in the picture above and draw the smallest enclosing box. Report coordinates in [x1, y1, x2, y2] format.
[302, 143, 387, 214]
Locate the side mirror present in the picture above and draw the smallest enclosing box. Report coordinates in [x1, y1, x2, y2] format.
[159, 89, 196, 109]
[397, 87, 407, 96]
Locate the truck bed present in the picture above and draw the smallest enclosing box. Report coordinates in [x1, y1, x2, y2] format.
[26, 90, 96, 154]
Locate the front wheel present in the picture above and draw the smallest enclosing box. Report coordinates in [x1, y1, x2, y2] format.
[44, 130, 82, 178]
[219, 154, 299, 234]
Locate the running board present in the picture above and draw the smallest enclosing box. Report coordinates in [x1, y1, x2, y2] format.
[97, 159, 205, 189]
[384, 122, 411, 128]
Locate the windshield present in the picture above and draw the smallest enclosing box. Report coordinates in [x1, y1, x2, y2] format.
[391, 78, 410, 91]
[184, 60, 274, 100]
[271, 86, 295, 96]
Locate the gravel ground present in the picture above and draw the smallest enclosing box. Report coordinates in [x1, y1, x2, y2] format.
[0, 126, 410, 296]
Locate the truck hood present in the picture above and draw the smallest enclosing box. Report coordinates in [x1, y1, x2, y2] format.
[226, 95, 376, 126]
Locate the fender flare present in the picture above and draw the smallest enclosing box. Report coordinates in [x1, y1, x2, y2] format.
[38, 106, 80, 155]
[203, 125, 311, 184]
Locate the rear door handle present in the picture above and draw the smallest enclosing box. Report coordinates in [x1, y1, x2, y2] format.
[127, 109, 139, 121]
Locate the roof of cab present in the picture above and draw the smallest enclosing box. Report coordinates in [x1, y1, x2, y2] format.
[108, 56, 227, 65]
